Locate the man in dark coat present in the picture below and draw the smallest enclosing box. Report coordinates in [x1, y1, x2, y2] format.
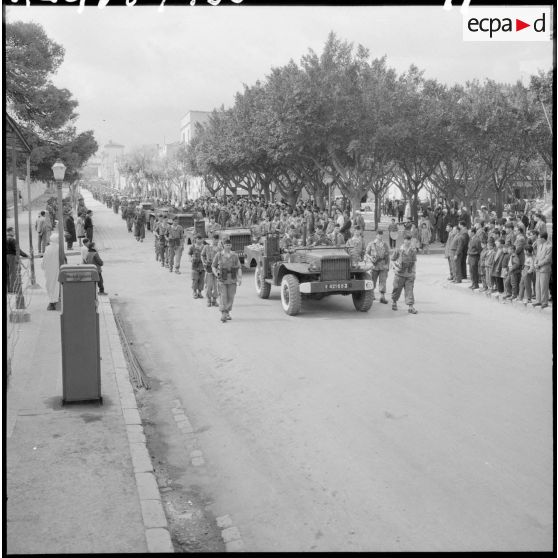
[454, 222, 469, 283]
[83, 210, 94, 242]
[63, 211, 77, 250]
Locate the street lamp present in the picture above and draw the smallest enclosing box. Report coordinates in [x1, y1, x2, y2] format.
[52, 159, 67, 267]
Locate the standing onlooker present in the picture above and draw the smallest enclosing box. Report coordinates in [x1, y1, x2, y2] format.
[365, 230, 390, 304]
[76, 211, 85, 246]
[84, 209, 94, 242]
[340, 210, 352, 242]
[419, 222, 431, 254]
[387, 218, 399, 249]
[518, 244, 535, 303]
[445, 224, 457, 281]
[503, 244, 521, 300]
[63, 210, 76, 250]
[532, 231, 552, 309]
[41, 232, 61, 309]
[467, 225, 482, 289]
[35, 211, 49, 254]
[84, 241, 106, 295]
[491, 238, 506, 293]
[6, 227, 28, 293]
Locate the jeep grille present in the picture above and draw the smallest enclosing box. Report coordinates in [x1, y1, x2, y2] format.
[231, 235, 251, 252]
[321, 256, 350, 281]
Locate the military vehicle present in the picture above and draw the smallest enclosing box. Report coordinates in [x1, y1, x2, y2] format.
[216, 227, 253, 264]
[254, 234, 373, 315]
[183, 217, 206, 245]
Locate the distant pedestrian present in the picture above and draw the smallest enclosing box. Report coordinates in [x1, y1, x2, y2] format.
[387, 218, 399, 249]
[133, 209, 146, 242]
[84, 241, 106, 295]
[532, 231, 551, 309]
[35, 211, 49, 254]
[41, 232, 61, 310]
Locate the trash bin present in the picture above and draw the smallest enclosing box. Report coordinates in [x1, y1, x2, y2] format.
[58, 264, 102, 403]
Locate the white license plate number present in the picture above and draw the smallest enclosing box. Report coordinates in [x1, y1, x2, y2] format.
[325, 283, 349, 290]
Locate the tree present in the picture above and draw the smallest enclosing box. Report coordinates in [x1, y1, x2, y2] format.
[6, 21, 78, 140]
[391, 67, 452, 224]
[527, 69, 553, 171]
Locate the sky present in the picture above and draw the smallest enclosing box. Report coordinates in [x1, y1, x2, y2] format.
[6, 3, 554, 153]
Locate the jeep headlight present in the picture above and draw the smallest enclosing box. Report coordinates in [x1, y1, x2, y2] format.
[308, 261, 321, 272]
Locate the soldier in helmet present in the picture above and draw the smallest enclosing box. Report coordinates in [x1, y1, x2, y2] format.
[365, 229, 390, 304]
[188, 235, 206, 298]
[166, 217, 184, 273]
[212, 238, 242, 323]
[201, 233, 221, 307]
[153, 214, 168, 266]
[390, 232, 418, 314]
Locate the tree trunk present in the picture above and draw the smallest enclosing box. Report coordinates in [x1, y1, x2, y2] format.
[374, 191, 382, 231]
[411, 189, 419, 225]
[495, 187, 504, 219]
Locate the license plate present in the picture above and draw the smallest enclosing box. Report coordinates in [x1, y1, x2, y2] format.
[325, 283, 349, 290]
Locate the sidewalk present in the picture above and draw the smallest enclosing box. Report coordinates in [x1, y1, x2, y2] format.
[6, 264, 174, 553]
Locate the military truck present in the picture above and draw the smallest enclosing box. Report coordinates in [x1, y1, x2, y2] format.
[216, 227, 253, 265]
[254, 234, 373, 315]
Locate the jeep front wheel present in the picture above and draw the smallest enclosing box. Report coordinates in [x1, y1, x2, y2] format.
[352, 275, 374, 312]
[255, 265, 271, 299]
[280, 274, 301, 315]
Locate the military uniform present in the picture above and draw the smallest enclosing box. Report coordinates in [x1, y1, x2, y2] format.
[391, 243, 418, 312]
[345, 235, 365, 264]
[201, 243, 220, 306]
[212, 249, 241, 322]
[188, 242, 206, 297]
[153, 220, 168, 265]
[166, 223, 184, 273]
[365, 237, 390, 302]
[308, 230, 332, 247]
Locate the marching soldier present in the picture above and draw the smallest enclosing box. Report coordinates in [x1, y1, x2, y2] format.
[166, 217, 184, 273]
[201, 233, 221, 307]
[212, 238, 242, 323]
[365, 229, 390, 304]
[153, 214, 168, 266]
[391, 232, 418, 314]
[188, 235, 206, 298]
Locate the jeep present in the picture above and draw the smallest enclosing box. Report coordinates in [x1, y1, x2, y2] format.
[217, 227, 253, 264]
[183, 218, 207, 245]
[254, 234, 373, 315]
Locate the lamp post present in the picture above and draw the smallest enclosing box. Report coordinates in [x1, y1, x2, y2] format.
[52, 159, 67, 267]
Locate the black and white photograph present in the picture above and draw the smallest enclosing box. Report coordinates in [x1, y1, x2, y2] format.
[5, 0, 554, 553]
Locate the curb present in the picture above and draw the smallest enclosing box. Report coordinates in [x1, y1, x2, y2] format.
[169, 397, 246, 552]
[443, 280, 553, 318]
[99, 296, 174, 553]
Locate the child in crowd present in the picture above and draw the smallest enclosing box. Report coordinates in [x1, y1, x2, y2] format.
[491, 238, 505, 293]
[479, 240, 488, 291]
[518, 244, 535, 304]
[503, 244, 521, 300]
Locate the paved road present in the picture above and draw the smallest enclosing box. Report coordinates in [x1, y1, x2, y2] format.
[86, 192, 553, 552]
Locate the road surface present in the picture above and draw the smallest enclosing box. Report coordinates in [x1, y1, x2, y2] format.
[85, 192, 553, 552]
